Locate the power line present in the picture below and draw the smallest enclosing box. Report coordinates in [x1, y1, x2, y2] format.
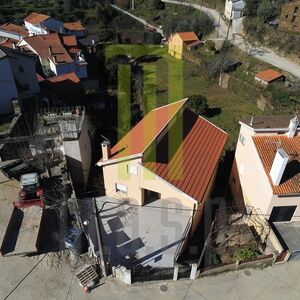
[65, 257, 79, 300]
[3, 252, 49, 300]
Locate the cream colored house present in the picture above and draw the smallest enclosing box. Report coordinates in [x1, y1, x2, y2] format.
[97, 99, 228, 233]
[168, 32, 200, 60]
[230, 115, 300, 222]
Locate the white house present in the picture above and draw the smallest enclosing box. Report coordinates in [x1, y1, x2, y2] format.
[230, 115, 300, 223]
[224, 0, 245, 20]
[24, 12, 65, 36]
[0, 45, 40, 115]
[17, 33, 87, 79]
[0, 23, 28, 41]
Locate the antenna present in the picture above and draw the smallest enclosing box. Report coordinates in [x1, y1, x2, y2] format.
[250, 116, 254, 126]
[100, 135, 110, 142]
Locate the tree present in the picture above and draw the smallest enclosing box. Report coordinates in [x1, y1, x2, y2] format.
[188, 95, 208, 115]
[143, 31, 162, 45]
[244, 0, 260, 17]
[257, 0, 278, 23]
[151, 0, 165, 10]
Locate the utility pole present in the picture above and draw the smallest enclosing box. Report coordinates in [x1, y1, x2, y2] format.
[131, 0, 135, 10]
[93, 197, 107, 277]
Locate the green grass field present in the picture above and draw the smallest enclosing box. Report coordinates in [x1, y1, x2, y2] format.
[106, 44, 265, 150]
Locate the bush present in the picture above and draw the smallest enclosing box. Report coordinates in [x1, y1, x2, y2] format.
[164, 11, 214, 37]
[234, 248, 260, 262]
[188, 94, 208, 115]
[151, 0, 165, 10]
[207, 54, 237, 79]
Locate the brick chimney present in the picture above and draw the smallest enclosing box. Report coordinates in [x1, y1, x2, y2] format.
[101, 141, 111, 161]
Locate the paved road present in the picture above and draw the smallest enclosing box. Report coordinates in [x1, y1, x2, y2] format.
[162, 0, 300, 79]
[111, 4, 164, 36]
[1, 253, 300, 299]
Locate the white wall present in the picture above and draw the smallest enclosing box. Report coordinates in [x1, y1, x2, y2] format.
[0, 58, 18, 115]
[0, 30, 24, 41]
[234, 124, 274, 215]
[63, 116, 91, 186]
[224, 0, 233, 19]
[24, 21, 49, 36]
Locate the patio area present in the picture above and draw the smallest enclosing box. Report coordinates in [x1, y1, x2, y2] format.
[96, 196, 192, 269]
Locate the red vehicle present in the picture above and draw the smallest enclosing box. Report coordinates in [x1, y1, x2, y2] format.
[17, 173, 44, 207]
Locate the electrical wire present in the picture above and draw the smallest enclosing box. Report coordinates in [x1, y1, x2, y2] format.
[3, 252, 49, 300]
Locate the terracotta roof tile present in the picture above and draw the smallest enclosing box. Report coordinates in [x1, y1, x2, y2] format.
[106, 99, 188, 160]
[176, 32, 199, 42]
[64, 20, 85, 31]
[46, 72, 80, 83]
[0, 23, 28, 37]
[255, 69, 283, 83]
[253, 135, 300, 195]
[144, 109, 228, 202]
[24, 12, 50, 24]
[62, 35, 77, 47]
[22, 33, 73, 64]
[41, 72, 82, 95]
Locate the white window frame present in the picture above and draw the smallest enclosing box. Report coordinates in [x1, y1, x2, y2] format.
[127, 165, 138, 176]
[239, 133, 245, 145]
[115, 183, 127, 193]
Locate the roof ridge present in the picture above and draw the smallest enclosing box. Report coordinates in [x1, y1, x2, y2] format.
[152, 98, 188, 111]
[188, 109, 228, 136]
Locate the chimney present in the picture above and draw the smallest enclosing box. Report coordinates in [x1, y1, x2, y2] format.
[270, 148, 289, 186]
[287, 116, 299, 138]
[48, 46, 52, 55]
[12, 43, 16, 49]
[101, 141, 111, 161]
[53, 55, 57, 64]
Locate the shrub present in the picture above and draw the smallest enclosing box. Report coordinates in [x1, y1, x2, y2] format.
[234, 247, 260, 262]
[188, 94, 208, 115]
[151, 0, 165, 10]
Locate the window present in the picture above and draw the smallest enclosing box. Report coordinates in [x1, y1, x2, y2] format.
[18, 66, 24, 73]
[115, 183, 127, 193]
[286, 14, 289, 19]
[269, 206, 297, 222]
[294, 7, 298, 14]
[292, 15, 296, 23]
[239, 133, 245, 145]
[127, 165, 138, 176]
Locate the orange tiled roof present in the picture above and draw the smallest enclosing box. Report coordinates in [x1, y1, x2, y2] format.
[0, 23, 28, 37]
[105, 99, 188, 160]
[176, 32, 199, 42]
[255, 69, 283, 83]
[144, 109, 228, 202]
[64, 20, 85, 31]
[41, 72, 82, 96]
[62, 35, 77, 47]
[0, 38, 16, 48]
[24, 12, 50, 24]
[46, 72, 80, 83]
[22, 33, 73, 64]
[253, 135, 300, 195]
